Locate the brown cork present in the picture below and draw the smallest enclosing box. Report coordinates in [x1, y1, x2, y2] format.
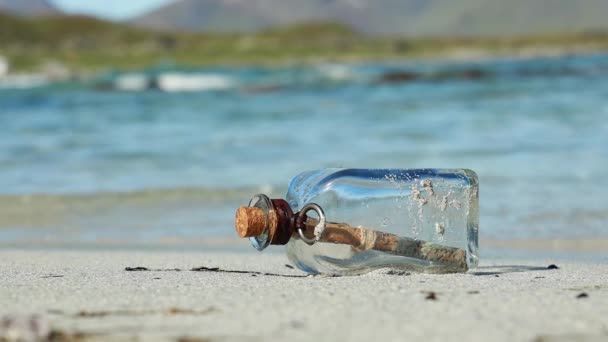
[235, 206, 267, 237]
[266, 209, 279, 241]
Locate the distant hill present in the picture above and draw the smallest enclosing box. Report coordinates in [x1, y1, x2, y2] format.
[133, 0, 608, 37]
[2, 9, 608, 73]
[0, 0, 59, 16]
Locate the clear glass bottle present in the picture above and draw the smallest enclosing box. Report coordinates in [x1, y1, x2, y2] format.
[235, 168, 479, 275]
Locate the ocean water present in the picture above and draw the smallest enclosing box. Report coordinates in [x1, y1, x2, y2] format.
[1, 54, 607, 250]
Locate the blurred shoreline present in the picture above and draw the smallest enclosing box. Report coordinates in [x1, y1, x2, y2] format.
[3, 43, 607, 83]
[2, 12, 608, 78]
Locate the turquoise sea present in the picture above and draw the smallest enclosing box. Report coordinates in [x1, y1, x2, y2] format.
[1, 54, 607, 252]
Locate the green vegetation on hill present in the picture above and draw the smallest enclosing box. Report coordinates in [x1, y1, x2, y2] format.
[1, 12, 608, 73]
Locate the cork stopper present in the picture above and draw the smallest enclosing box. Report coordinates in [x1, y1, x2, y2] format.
[235, 206, 267, 237]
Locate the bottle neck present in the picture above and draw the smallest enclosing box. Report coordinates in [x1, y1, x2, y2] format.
[268, 198, 295, 245]
[235, 195, 297, 247]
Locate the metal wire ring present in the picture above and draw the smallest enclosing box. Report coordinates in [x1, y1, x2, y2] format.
[297, 203, 326, 245]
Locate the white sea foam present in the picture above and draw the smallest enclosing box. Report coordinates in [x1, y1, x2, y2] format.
[316, 64, 356, 81]
[156, 73, 234, 92]
[113, 73, 150, 92]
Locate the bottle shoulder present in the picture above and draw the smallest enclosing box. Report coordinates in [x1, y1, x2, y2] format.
[287, 168, 477, 208]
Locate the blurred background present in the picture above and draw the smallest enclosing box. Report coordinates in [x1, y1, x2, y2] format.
[0, 0, 607, 257]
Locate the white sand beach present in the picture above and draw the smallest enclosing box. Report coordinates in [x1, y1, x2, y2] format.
[1, 249, 607, 342]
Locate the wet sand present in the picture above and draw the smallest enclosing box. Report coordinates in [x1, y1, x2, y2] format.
[1, 249, 607, 342]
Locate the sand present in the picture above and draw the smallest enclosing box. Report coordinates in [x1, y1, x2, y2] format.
[1, 249, 607, 342]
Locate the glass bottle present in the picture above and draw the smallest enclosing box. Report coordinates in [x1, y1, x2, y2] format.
[235, 168, 479, 275]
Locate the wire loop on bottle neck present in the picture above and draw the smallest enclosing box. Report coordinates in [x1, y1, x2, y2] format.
[297, 203, 326, 245]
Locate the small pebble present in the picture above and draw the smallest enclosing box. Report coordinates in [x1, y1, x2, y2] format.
[547, 264, 559, 270]
[424, 292, 437, 300]
[576, 292, 588, 299]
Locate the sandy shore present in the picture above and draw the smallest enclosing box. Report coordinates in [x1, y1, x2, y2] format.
[1, 249, 607, 342]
